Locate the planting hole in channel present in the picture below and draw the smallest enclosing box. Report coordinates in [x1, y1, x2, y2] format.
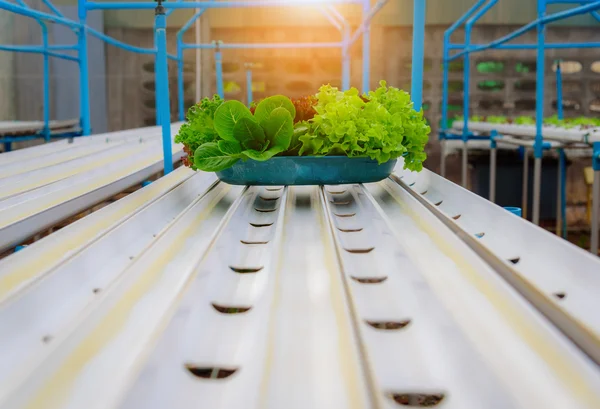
[420, 190, 427, 195]
[93, 288, 101, 294]
[240, 240, 269, 245]
[508, 257, 520, 265]
[212, 303, 252, 314]
[266, 187, 283, 191]
[434, 200, 443, 206]
[475, 232, 485, 238]
[250, 222, 273, 228]
[554, 292, 567, 300]
[185, 365, 238, 379]
[351, 276, 388, 284]
[409, 182, 416, 187]
[331, 200, 351, 205]
[366, 320, 411, 330]
[387, 392, 446, 407]
[229, 266, 264, 274]
[345, 247, 375, 254]
[42, 335, 53, 344]
[334, 212, 356, 218]
[452, 214, 461, 220]
[337, 227, 364, 233]
[328, 190, 347, 195]
[259, 196, 280, 201]
[255, 207, 277, 213]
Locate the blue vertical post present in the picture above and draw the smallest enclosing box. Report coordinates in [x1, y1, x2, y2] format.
[342, 25, 351, 91]
[154, 19, 162, 126]
[41, 23, 50, 142]
[361, 0, 370, 93]
[555, 60, 566, 237]
[440, 32, 449, 177]
[155, 1, 174, 175]
[78, 0, 91, 135]
[177, 41, 185, 121]
[559, 148, 567, 237]
[462, 23, 471, 144]
[532, 0, 546, 225]
[411, 0, 426, 111]
[460, 19, 472, 188]
[245, 64, 253, 107]
[556, 60, 563, 120]
[591, 142, 600, 254]
[441, 35, 449, 131]
[214, 41, 224, 99]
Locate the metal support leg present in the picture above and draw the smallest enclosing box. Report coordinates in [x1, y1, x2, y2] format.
[590, 170, 600, 255]
[214, 41, 224, 99]
[177, 44, 185, 121]
[490, 139, 497, 203]
[556, 149, 563, 236]
[522, 148, 529, 219]
[410, 0, 426, 111]
[560, 148, 567, 238]
[532, 157, 542, 226]
[342, 26, 350, 91]
[532, 2, 545, 226]
[245, 65, 253, 107]
[361, 0, 370, 93]
[195, 7, 202, 102]
[592, 172, 599, 255]
[462, 141, 468, 188]
[591, 143, 600, 255]
[41, 23, 50, 142]
[440, 137, 446, 177]
[155, 2, 173, 175]
[78, 1, 91, 135]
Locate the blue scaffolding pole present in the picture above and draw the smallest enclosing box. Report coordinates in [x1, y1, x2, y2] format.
[0, 0, 182, 149]
[1, 0, 429, 182]
[0, 0, 80, 150]
[440, 0, 600, 226]
[80, 0, 396, 176]
[173, 2, 358, 121]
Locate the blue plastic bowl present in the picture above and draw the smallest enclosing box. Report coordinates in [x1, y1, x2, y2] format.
[215, 156, 398, 186]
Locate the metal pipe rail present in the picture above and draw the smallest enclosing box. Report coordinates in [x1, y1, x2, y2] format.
[2, 163, 600, 408]
[449, 120, 600, 253]
[452, 121, 600, 144]
[0, 0, 181, 143]
[441, 0, 600, 227]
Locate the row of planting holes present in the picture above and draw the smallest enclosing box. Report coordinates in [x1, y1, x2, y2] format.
[184, 187, 445, 406]
[184, 187, 282, 381]
[404, 177, 568, 303]
[328, 187, 445, 408]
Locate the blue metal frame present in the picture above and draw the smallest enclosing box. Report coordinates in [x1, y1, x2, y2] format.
[98, 0, 422, 175]
[173, 1, 362, 121]
[1, 0, 427, 178]
[441, 0, 600, 225]
[0, 0, 181, 148]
